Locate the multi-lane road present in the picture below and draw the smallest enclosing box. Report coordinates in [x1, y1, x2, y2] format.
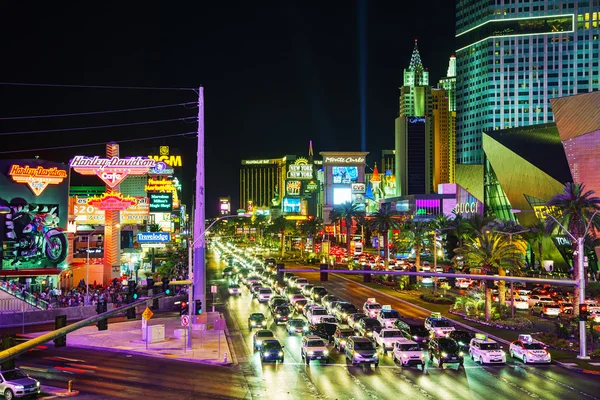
[208, 251, 600, 400]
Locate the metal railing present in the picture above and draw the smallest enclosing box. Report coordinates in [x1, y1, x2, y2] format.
[0, 298, 38, 313]
[0, 292, 166, 364]
[0, 283, 49, 310]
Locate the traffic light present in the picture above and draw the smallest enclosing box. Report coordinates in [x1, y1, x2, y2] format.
[580, 303, 588, 321]
[146, 277, 154, 291]
[54, 316, 67, 347]
[180, 301, 189, 317]
[128, 280, 138, 300]
[162, 277, 172, 295]
[195, 299, 202, 315]
[96, 300, 108, 331]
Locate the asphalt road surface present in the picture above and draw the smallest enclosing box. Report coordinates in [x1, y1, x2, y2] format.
[208, 252, 600, 400]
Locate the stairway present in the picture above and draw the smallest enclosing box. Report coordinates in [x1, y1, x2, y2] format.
[0, 282, 49, 312]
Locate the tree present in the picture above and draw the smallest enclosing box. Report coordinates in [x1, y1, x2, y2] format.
[331, 202, 363, 255]
[300, 217, 322, 253]
[369, 204, 401, 266]
[447, 214, 471, 251]
[400, 220, 431, 268]
[454, 230, 524, 321]
[546, 182, 600, 315]
[268, 216, 291, 258]
[525, 220, 546, 269]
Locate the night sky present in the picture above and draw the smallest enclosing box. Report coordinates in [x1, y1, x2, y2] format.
[0, 1, 455, 216]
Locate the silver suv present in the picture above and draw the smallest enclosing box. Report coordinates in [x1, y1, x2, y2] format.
[344, 336, 379, 367]
[301, 335, 329, 365]
[0, 368, 40, 399]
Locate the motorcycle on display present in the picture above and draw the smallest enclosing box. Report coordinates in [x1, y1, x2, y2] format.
[3, 204, 67, 266]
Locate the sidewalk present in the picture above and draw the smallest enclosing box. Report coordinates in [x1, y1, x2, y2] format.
[27, 315, 234, 366]
[329, 271, 600, 374]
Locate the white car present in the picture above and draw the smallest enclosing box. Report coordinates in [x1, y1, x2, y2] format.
[0, 368, 41, 399]
[301, 335, 330, 364]
[228, 284, 242, 295]
[307, 307, 330, 325]
[469, 334, 506, 364]
[295, 278, 310, 289]
[455, 278, 473, 289]
[290, 294, 307, 306]
[506, 295, 529, 310]
[363, 298, 382, 318]
[376, 307, 402, 328]
[509, 334, 551, 364]
[373, 328, 404, 354]
[316, 315, 337, 324]
[257, 287, 273, 302]
[391, 339, 425, 367]
[424, 313, 455, 337]
[527, 295, 554, 308]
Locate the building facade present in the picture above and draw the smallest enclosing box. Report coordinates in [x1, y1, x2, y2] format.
[456, 0, 600, 164]
[239, 158, 284, 211]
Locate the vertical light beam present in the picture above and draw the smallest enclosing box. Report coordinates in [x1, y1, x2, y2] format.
[358, 0, 367, 152]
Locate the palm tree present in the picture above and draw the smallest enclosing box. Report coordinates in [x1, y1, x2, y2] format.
[369, 204, 401, 266]
[331, 202, 363, 254]
[454, 230, 524, 321]
[546, 183, 600, 315]
[300, 217, 322, 253]
[401, 220, 431, 268]
[525, 220, 546, 269]
[268, 216, 291, 258]
[447, 214, 471, 250]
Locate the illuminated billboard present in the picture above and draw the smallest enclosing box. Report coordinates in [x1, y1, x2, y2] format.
[70, 156, 158, 188]
[283, 198, 301, 213]
[149, 193, 173, 212]
[333, 188, 352, 204]
[332, 167, 358, 184]
[9, 164, 68, 196]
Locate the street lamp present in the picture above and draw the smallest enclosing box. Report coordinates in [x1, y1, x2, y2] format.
[512, 208, 599, 359]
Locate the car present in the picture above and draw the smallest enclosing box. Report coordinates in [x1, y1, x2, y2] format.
[397, 321, 430, 348]
[509, 334, 551, 364]
[286, 318, 309, 335]
[257, 287, 274, 302]
[284, 287, 302, 300]
[560, 303, 574, 313]
[222, 266, 234, 277]
[253, 329, 276, 350]
[373, 328, 404, 355]
[306, 322, 337, 342]
[376, 306, 402, 328]
[424, 313, 455, 337]
[259, 339, 284, 363]
[531, 302, 561, 318]
[268, 296, 289, 311]
[294, 299, 309, 313]
[290, 294, 307, 306]
[273, 305, 292, 324]
[302, 284, 315, 297]
[250, 284, 263, 297]
[506, 295, 529, 310]
[0, 368, 41, 399]
[246, 276, 262, 288]
[325, 300, 342, 315]
[301, 335, 330, 364]
[428, 337, 464, 368]
[248, 313, 267, 329]
[333, 327, 355, 351]
[448, 330, 475, 352]
[363, 298, 382, 318]
[283, 272, 295, 283]
[527, 295, 554, 308]
[295, 278, 310, 289]
[307, 307, 330, 325]
[228, 283, 242, 295]
[321, 295, 340, 310]
[392, 339, 425, 367]
[455, 278, 474, 289]
[333, 302, 359, 323]
[469, 333, 506, 364]
[344, 336, 379, 367]
[287, 276, 300, 287]
[303, 303, 319, 318]
[356, 317, 383, 338]
[347, 313, 368, 329]
[310, 286, 328, 303]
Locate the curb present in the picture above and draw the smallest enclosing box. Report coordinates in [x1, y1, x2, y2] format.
[555, 361, 600, 376]
[41, 386, 80, 397]
[64, 343, 233, 366]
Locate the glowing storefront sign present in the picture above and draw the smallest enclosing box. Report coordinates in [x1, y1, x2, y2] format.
[323, 156, 365, 164]
[351, 183, 366, 194]
[137, 232, 171, 243]
[453, 202, 478, 214]
[242, 159, 278, 165]
[145, 178, 176, 193]
[287, 157, 313, 179]
[148, 146, 182, 167]
[70, 156, 157, 188]
[9, 164, 68, 196]
[408, 117, 426, 124]
[286, 180, 302, 196]
[149, 193, 172, 212]
[73, 196, 149, 224]
[87, 193, 138, 211]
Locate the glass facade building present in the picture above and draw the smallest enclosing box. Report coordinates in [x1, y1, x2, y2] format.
[455, 0, 600, 164]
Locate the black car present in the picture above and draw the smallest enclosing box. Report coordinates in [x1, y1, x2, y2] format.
[306, 323, 337, 342]
[260, 339, 284, 363]
[356, 318, 383, 338]
[248, 313, 267, 329]
[428, 337, 464, 368]
[448, 330, 475, 352]
[310, 286, 328, 303]
[222, 267, 234, 277]
[273, 306, 292, 324]
[269, 297, 290, 312]
[333, 302, 359, 323]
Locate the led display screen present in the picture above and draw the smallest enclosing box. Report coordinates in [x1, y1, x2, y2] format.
[283, 197, 301, 213]
[332, 166, 358, 184]
[333, 188, 352, 205]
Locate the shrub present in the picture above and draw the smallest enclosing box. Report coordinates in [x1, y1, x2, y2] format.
[591, 348, 600, 358]
[421, 293, 455, 304]
[492, 317, 533, 330]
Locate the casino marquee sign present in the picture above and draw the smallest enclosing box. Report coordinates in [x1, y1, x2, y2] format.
[70, 156, 161, 188]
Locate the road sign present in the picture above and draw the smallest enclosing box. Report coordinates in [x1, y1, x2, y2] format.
[211, 285, 217, 293]
[181, 315, 190, 327]
[142, 307, 154, 321]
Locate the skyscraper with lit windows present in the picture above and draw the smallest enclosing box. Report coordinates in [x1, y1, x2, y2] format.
[455, 0, 600, 164]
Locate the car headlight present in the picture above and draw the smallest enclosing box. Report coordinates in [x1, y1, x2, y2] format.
[441, 352, 448, 358]
[374, 353, 379, 359]
[288, 313, 293, 318]
[257, 340, 262, 345]
[367, 332, 373, 337]
[342, 312, 347, 317]
[276, 314, 281, 318]
[341, 340, 346, 345]
[323, 350, 329, 356]
[458, 341, 464, 346]
[278, 351, 284, 356]
[308, 351, 314, 355]
[36, 382, 40, 387]
[413, 336, 418, 340]
[420, 354, 425, 359]
[459, 351, 464, 357]
[402, 354, 408, 359]
[251, 321, 256, 325]
[315, 295, 319, 299]
[303, 326, 309, 331]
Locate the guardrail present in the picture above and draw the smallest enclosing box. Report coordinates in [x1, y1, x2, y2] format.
[0, 292, 166, 364]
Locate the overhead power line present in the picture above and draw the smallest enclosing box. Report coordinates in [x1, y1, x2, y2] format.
[0, 117, 197, 136]
[0, 102, 197, 121]
[0, 131, 197, 154]
[0, 82, 196, 91]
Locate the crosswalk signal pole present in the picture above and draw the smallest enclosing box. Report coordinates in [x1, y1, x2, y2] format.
[188, 239, 193, 348]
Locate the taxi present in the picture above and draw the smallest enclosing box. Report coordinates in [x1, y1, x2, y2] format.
[424, 312, 455, 337]
[363, 298, 382, 318]
[509, 334, 551, 364]
[376, 305, 402, 328]
[469, 333, 506, 364]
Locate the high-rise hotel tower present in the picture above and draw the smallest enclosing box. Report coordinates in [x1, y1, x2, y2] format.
[456, 1, 600, 164]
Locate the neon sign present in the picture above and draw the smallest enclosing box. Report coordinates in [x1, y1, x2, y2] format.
[70, 156, 157, 188]
[408, 117, 426, 124]
[323, 156, 365, 164]
[9, 164, 68, 196]
[87, 193, 138, 211]
[286, 180, 302, 196]
[144, 178, 176, 193]
[454, 202, 479, 214]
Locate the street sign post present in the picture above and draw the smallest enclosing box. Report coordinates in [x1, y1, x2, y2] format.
[142, 307, 154, 350]
[211, 285, 217, 312]
[181, 315, 190, 327]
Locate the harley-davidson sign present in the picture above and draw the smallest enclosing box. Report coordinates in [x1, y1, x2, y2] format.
[9, 164, 68, 196]
[70, 156, 158, 188]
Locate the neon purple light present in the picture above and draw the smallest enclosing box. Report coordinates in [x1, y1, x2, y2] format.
[415, 199, 440, 209]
